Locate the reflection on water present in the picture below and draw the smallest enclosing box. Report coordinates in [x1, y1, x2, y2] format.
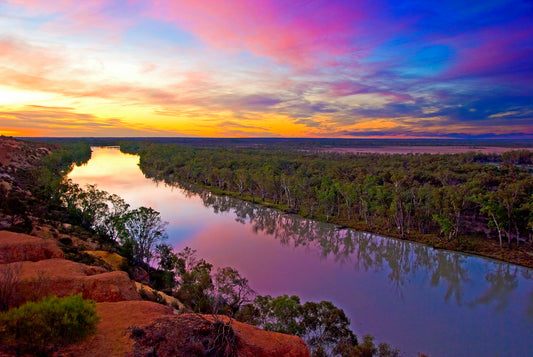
[69, 147, 533, 357]
[158, 180, 531, 310]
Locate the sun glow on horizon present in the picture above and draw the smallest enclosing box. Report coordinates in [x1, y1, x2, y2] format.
[0, 0, 531, 138]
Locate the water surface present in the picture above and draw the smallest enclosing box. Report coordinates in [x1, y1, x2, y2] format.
[69, 147, 533, 357]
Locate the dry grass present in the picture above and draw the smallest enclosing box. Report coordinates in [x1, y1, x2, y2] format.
[86, 251, 126, 271]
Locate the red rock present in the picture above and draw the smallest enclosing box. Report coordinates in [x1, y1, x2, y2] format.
[207, 315, 310, 357]
[0, 231, 64, 263]
[56, 303, 309, 357]
[9, 258, 141, 304]
[58, 301, 175, 357]
[128, 313, 310, 357]
[232, 319, 309, 357]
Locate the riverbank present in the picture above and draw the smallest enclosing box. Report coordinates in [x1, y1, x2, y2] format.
[71, 145, 533, 357]
[185, 185, 533, 270]
[0, 137, 312, 356]
[127, 142, 533, 271]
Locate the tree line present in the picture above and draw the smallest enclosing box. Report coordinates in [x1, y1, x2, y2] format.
[122, 142, 533, 252]
[170, 184, 531, 308]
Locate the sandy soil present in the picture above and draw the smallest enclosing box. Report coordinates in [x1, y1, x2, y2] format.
[323, 146, 533, 155]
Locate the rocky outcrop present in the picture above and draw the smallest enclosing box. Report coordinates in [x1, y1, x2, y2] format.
[0, 136, 55, 170]
[59, 302, 310, 357]
[135, 282, 184, 308]
[9, 258, 141, 304]
[130, 313, 310, 357]
[87, 250, 127, 271]
[0, 229, 310, 356]
[0, 231, 64, 263]
[59, 301, 175, 357]
[224, 316, 310, 357]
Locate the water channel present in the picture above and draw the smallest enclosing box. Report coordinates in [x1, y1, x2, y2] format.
[68, 147, 533, 357]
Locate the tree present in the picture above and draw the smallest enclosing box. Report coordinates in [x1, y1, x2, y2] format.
[253, 294, 304, 336]
[245, 295, 359, 356]
[74, 184, 110, 229]
[150, 244, 179, 293]
[213, 267, 255, 315]
[118, 206, 168, 266]
[174, 247, 214, 312]
[95, 193, 130, 242]
[301, 301, 356, 354]
[155, 243, 178, 271]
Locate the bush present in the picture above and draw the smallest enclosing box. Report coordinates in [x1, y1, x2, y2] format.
[0, 294, 100, 356]
[0, 260, 22, 311]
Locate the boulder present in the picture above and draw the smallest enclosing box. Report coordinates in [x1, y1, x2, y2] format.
[8, 258, 141, 304]
[0, 231, 64, 263]
[135, 282, 184, 309]
[130, 313, 310, 357]
[86, 251, 127, 271]
[227, 316, 310, 357]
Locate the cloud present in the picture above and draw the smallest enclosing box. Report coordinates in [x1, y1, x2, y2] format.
[4, 0, 139, 36]
[0, 105, 185, 137]
[217, 121, 265, 130]
[440, 22, 533, 86]
[147, 0, 377, 68]
[1, 0, 532, 138]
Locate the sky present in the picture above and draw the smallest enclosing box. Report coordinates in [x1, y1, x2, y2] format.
[0, 0, 532, 138]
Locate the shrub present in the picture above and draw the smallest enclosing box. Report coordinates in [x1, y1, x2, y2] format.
[0, 261, 22, 311]
[0, 294, 100, 356]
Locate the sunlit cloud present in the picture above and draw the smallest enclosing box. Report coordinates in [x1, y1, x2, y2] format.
[0, 105, 186, 137]
[0, 0, 531, 137]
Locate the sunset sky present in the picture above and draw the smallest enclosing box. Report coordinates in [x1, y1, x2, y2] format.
[0, 0, 532, 138]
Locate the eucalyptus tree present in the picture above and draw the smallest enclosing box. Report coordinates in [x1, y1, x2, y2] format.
[118, 206, 168, 266]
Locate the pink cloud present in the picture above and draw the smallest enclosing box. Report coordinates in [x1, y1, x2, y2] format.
[4, 0, 134, 35]
[149, 0, 370, 67]
[6, 0, 376, 68]
[0, 38, 66, 74]
[441, 24, 533, 84]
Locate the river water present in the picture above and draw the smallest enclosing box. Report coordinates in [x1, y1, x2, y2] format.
[68, 147, 533, 357]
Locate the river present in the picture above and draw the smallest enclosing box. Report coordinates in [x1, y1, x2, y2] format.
[68, 147, 533, 357]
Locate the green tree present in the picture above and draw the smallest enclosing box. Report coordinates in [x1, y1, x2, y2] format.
[301, 301, 356, 354]
[247, 295, 359, 356]
[118, 206, 168, 266]
[174, 247, 214, 312]
[213, 266, 255, 315]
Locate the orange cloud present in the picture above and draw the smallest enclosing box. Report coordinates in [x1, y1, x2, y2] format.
[0, 105, 185, 137]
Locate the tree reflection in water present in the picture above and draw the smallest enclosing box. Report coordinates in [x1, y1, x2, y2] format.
[150, 175, 533, 312]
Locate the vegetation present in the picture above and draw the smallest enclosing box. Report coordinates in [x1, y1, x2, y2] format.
[122, 142, 533, 261]
[24, 163, 398, 356]
[0, 261, 22, 312]
[42, 179, 168, 267]
[0, 138, 435, 355]
[135, 243, 396, 356]
[0, 294, 99, 356]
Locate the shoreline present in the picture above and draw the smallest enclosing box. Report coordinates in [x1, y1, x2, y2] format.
[321, 146, 533, 155]
[175, 183, 533, 270]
